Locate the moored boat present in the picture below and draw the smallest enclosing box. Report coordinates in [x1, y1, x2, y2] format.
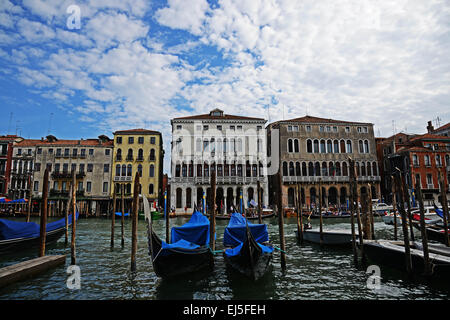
[223, 213, 273, 281]
[297, 228, 356, 246]
[0, 212, 79, 255]
[143, 197, 214, 278]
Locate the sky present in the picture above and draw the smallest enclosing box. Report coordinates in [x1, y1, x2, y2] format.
[0, 0, 449, 174]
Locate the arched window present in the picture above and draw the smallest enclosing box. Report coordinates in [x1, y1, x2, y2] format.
[289, 162, 295, 176]
[204, 163, 209, 177]
[346, 140, 353, 153]
[315, 162, 320, 176]
[115, 164, 120, 176]
[237, 164, 243, 177]
[340, 140, 346, 153]
[138, 149, 144, 161]
[296, 162, 301, 176]
[302, 162, 307, 176]
[137, 164, 142, 177]
[176, 188, 182, 208]
[149, 164, 155, 177]
[252, 164, 257, 177]
[127, 164, 132, 177]
[372, 162, 378, 176]
[186, 188, 192, 208]
[364, 140, 369, 153]
[175, 164, 180, 177]
[307, 139, 313, 153]
[342, 162, 348, 176]
[294, 139, 299, 153]
[308, 162, 314, 176]
[126, 183, 131, 194]
[283, 162, 288, 176]
[367, 162, 372, 176]
[203, 139, 209, 152]
[288, 139, 293, 153]
[359, 140, 364, 153]
[196, 138, 202, 152]
[320, 140, 326, 153]
[334, 140, 339, 153]
[150, 149, 155, 161]
[217, 164, 223, 176]
[313, 140, 319, 153]
[223, 139, 228, 153]
[182, 163, 187, 177]
[231, 164, 236, 176]
[197, 164, 202, 177]
[356, 162, 360, 176]
[121, 164, 126, 176]
[336, 162, 341, 176]
[322, 162, 328, 176]
[148, 184, 154, 195]
[210, 138, 215, 153]
[361, 162, 366, 176]
[327, 140, 333, 153]
[127, 148, 133, 161]
[116, 148, 122, 160]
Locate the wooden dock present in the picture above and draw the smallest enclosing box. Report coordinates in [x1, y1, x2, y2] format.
[0, 255, 66, 288]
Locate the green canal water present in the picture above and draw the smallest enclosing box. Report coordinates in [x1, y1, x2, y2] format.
[0, 215, 449, 300]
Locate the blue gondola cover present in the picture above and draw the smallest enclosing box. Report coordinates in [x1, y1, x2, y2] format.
[0, 212, 79, 240]
[223, 213, 269, 247]
[171, 211, 210, 246]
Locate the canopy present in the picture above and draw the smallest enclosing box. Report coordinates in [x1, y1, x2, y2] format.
[0, 198, 27, 203]
[161, 239, 200, 250]
[0, 212, 79, 240]
[171, 210, 210, 246]
[223, 213, 269, 247]
[224, 241, 273, 257]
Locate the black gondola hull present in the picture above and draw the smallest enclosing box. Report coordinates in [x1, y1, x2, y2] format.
[148, 230, 214, 278]
[0, 227, 66, 255]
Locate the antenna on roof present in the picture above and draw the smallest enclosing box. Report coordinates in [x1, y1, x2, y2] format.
[433, 116, 441, 128]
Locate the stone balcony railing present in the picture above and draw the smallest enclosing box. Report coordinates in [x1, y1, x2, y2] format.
[282, 176, 381, 183]
[170, 176, 264, 185]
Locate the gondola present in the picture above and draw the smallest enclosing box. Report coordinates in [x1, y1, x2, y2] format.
[143, 197, 214, 278]
[362, 239, 450, 278]
[209, 210, 275, 220]
[0, 212, 79, 255]
[302, 212, 355, 219]
[412, 221, 448, 244]
[297, 228, 356, 246]
[223, 213, 273, 281]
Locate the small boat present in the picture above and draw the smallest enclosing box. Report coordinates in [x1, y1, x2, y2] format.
[223, 213, 273, 281]
[412, 221, 449, 244]
[0, 212, 79, 255]
[297, 228, 356, 246]
[302, 212, 354, 219]
[362, 239, 450, 277]
[143, 197, 214, 278]
[115, 212, 130, 217]
[210, 210, 275, 220]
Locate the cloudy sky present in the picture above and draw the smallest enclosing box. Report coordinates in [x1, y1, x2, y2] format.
[0, 0, 449, 173]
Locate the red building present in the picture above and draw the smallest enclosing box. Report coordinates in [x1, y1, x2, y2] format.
[376, 122, 450, 206]
[0, 135, 23, 197]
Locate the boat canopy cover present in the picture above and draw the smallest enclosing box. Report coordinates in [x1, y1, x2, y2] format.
[224, 241, 273, 257]
[435, 207, 444, 219]
[161, 239, 200, 250]
[171, 210, 210, 246]
[0, 212, 79, 240]
[223, 213, 269, 247]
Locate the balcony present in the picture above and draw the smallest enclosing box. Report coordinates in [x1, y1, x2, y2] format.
[51, 172, 86, 179]
[136, 157, 144, 162]
[125, 156, 134, 161]
[113, 176, 132, 182]
[49, 189, 69, 197]
[281, 176, 381, 183]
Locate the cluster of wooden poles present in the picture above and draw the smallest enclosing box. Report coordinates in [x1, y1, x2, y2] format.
[37, 169, 77, 266]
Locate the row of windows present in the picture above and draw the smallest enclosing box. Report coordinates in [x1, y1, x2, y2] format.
[33, 180, 108, 193]
[175, 125, 263, 131]
[174, 163, 264, 178]
[113, 183, 155, 195]
[286, 125, 369, 133]
[115, 164, 156, 177]
[282, 161, 378, 177]
[116, 148, 156, 161]
[116, 136, 156, 144]
[35, 148, 103, 156]
[412, 154, 450, 167]
[34, 163, 110, 173]
[298, 139, 370, 154]
[185, 138, 263, 153]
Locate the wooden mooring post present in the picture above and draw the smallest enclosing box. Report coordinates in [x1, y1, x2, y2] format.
[38, 169, 49, 257]
[391, 176, 398, 241]
[26, 174, 32, 223]
[71, 170, 77, 265]
[438, 172, 449, 247]
[318, 179, 324, 245]
[131, 173, 139, 272]
[349, 159, 358, 264]
[121, 184, 125, 247]
[65, 183, 71, 245]
[277, 172, 287, 271]
[394, 170, 413, 277]
[296, 184, 303, 244]
[368, 183, 375, 239]
[257, 180, 262, 224]
[415, 179, 432, 277]
[210, 170, 216, 252]
[111, 184, 116, 248]
[400, 172, 415, 242]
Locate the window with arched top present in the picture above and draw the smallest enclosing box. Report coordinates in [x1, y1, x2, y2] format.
[289, 162, 295, 176]
[359, 140, 364, 153]
[127, 149, 133, 161]
[307, 139, 313, 153]
[320, 140, 326, 153]
[121, 164, 126, 176]
[294, 139, 299, 153]
[364, 140, 369, 153]
[288, 139, 293, 153]
[283, 162, 288, 176]
[313, 140, 319, 153]
[296, 162, 301, 176]
[115, 164, 120, 176]
[346, 140, 353, 153]
[137, 164, 142, 177]
[149, 164, 155, 177]
[327, 140, 332, 153]
[138, 149, 144, 161]
[150, 149, 155, 161]
[149, 184, 154, 195]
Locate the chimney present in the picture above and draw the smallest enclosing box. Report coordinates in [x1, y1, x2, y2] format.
[426, 121, 434, 133]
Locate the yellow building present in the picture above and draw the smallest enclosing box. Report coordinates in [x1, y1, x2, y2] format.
[111, 129, 164, 207]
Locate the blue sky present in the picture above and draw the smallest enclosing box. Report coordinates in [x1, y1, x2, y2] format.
[0, 0, 449, 173]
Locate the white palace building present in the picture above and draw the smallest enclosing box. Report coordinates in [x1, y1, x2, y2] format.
[169, 108, 269, 215]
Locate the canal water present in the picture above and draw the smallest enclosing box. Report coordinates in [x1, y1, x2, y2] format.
[0, 215, 449, 300]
